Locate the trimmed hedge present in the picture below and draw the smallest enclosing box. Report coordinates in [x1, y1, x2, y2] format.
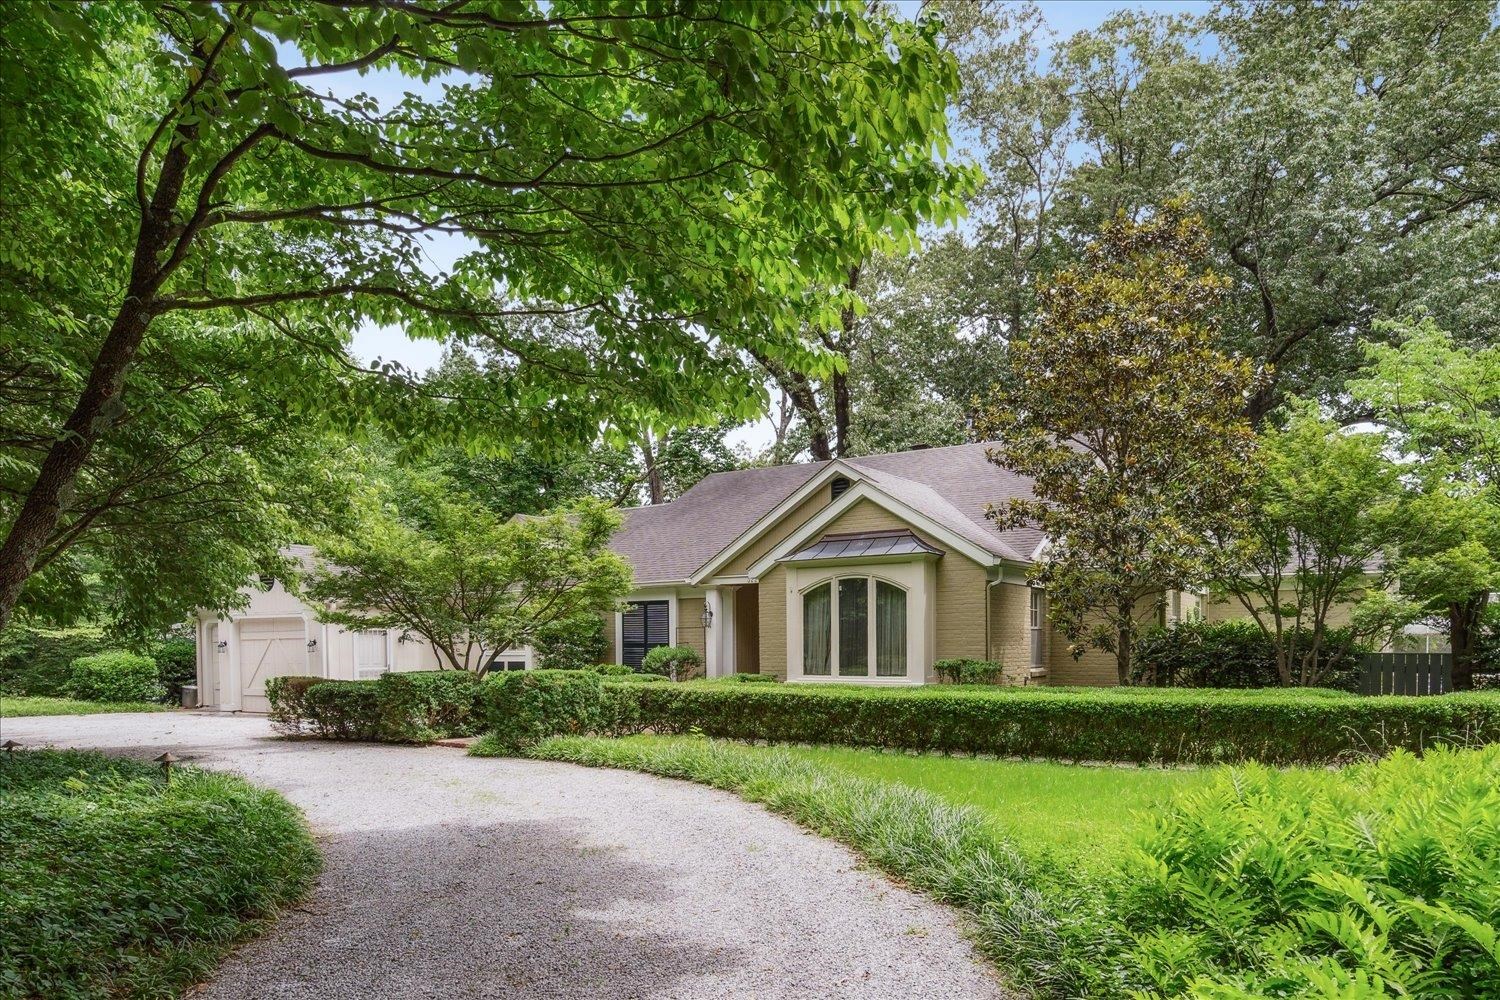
[64, 651, 165, 704]
[267, 670, 482, 743]
[481, 669, 606, 751]
[640, 644, 702, 681]
[593, 683, 1500, 766]
[0, 623, 111, 697]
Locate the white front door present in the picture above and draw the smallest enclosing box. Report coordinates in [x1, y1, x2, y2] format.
[239, 617, 309, 712]
[355, 629, 390, 679]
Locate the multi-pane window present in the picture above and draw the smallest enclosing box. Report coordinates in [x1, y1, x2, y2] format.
[354, 629, 389, 679]
[1029, 589, 1046, 668]
[621, 600, 670, 669]
[802, 577, 906, 678]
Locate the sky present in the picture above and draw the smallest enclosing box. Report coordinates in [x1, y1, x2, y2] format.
[340, 1, 1213, 449]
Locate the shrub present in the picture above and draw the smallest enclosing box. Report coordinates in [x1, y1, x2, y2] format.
[532, 613, 608, 670]
[933, 658, 1005, 685]
[1132, 618, 1366, 689]
[64, 651, 164, 703]
[266, 670, 481, 742]
[591, 683, 1500, 766]
[151, 634, 198, 702]
[0, 748, 319, 999]
[1119, 744, 1500, 999]
[480, 669, 606, 751]
[0, 622, 110, 696]
[713, 672, 780, 684]
[640, 644, 703, 681]
[586, 663, 636, 676]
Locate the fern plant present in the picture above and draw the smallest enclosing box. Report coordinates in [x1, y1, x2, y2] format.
[1118, 745, 1500, 999]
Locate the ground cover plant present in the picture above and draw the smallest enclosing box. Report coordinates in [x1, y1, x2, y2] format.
[0, 748, 320, 1000]
[490, 734, 1500, 999]
[1, 696, 172, 718]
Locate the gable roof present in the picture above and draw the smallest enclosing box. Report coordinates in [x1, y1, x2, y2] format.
[611, 441, 1041, 585]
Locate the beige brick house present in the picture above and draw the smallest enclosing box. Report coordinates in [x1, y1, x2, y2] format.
[601, 441, 1186, 687]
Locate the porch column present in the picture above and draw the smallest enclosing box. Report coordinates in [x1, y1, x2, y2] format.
[224, 616, 243, 712]
[704, 588, 725, 677]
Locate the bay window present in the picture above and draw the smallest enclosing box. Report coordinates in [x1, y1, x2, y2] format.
[801, 576, 907, 679]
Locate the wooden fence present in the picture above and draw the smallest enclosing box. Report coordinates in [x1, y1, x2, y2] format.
[1358, 652, 1453, 696]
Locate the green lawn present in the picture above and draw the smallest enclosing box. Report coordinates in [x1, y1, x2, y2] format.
[780, 745, 1214, 863]
[1, 696, 173, 717]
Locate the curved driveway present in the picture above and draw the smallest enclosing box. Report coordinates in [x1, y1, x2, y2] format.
[4, 711, 1009, 1000]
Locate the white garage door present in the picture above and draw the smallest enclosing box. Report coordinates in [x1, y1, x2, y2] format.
[240, 617, 310, 713]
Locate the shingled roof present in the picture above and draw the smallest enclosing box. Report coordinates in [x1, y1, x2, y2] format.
[610, 441, 1041, 584]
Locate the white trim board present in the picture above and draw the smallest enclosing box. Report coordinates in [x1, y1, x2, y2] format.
[746, 481, 1001, 580]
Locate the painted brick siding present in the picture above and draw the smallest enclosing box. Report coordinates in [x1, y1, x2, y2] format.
[758, 565, 788, 679]
[600, 611, 617, 665]
[988, 582, 1035, 685]
[677, 597, 707, 669]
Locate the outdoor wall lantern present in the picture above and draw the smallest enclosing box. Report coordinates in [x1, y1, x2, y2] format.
[397, 631, 413, 644]
[701, 605, 714, 629]
[306, 638, 318, 650]
[215, 640, 228, 650]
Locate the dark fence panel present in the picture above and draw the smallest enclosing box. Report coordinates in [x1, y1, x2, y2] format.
[1358, 652, 1453, 696]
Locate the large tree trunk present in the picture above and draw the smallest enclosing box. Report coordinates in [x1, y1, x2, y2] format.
[1115, 601, 1134, 686]
[0, 133, 192, 631]
[639, 431, 666, 505]
[1449, 592, 1488, 692]
[831, 369, 851, 459]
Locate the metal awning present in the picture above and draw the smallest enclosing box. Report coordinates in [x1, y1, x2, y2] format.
[782, 529, 944, 564]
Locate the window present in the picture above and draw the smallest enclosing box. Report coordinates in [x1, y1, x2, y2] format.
[487, 657, 528, 673]
[1029, 589, 1046, 668]
[802, 576, 906, 678]
[354, 629, 389, 679]
[803, 583, 831, 675]
[830, 476, 851, 500]
[621, 600, 670, 669]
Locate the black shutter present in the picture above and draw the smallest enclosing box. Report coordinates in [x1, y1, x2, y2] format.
[621, 600, 670, 668]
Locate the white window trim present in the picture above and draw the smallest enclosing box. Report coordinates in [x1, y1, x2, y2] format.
[785, 561, 929, 686]
[1029, 588, 1046, 670]
[614, 590, 679, 667]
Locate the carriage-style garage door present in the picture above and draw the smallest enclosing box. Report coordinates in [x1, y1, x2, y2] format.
[239, 617, 310, 713]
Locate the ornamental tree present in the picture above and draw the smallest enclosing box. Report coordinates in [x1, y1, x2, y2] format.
[1350, 318, 1500, 690]
[977, 203, 1261, 684]
[1210, 400, 1412, 687]
[0, 1, 967, 631]
[304, 479, 631, 674]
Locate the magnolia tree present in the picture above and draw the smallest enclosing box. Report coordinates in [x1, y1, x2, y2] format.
[1210, 401, 1412, 686]
[304, 482, 631, 675]
[978, 204, 1261, 684]
[1350, 318, 1500, 690]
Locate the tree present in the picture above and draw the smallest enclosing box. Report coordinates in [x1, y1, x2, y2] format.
[1210, 401, 1411, 687]
[0, 1, 967, 630]
[1350, 318, 1500, 690]
[976, 204, 1260, 684]
[304, 478, 631, 674]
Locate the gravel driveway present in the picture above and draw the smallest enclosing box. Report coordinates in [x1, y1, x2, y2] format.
[4, 711, 1009, 1000]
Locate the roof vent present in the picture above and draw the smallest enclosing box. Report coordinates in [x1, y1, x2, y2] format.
[830, 476, 851, 500]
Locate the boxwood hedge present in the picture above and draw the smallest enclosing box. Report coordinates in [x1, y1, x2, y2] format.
[267, 670, 482, 743]
[597, 683, 1500, 766]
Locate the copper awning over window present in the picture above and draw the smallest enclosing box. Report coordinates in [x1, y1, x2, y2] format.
[782, 529, 944, 563]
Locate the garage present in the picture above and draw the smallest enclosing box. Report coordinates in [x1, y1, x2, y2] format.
[239, 617, 312, 713]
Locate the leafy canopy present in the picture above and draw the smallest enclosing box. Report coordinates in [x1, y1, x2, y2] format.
[1211, 400, 1410, 687]
[978, 203, 1260, 684]
[0, 0, 968, 630]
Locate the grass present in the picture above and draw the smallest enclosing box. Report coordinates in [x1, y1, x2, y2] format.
[777, 745, 1214, 864]
[1, 695, 174, 717]
[0, 748, 320, 999]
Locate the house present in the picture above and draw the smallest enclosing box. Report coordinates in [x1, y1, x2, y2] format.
[601, 441, 1182, 686]
[192, 546, 531, 713]
[194, 440, 1195, 710]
